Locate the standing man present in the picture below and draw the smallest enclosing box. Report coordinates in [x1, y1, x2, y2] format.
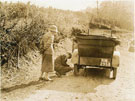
[39, 25, 58, 81]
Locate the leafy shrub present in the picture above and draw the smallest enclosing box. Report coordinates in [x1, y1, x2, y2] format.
[0, 2, 89, 68]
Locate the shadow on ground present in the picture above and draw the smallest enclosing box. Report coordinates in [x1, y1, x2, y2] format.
[1, 80, 45, 93]
[2, 68, 114, 94]
[40, 68, 114, 93]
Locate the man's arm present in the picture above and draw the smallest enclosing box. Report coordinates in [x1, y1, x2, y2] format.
[61, 55, 69, 66]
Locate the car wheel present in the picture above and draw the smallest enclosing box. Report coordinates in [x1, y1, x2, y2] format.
[113, 68, 117, 79]
[74, 64, 79, 76]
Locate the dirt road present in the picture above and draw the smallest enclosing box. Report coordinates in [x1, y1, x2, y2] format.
[1, 32, 135, 101]
[2, 48, 135, 101]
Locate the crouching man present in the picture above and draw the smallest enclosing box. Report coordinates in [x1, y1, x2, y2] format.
[55, 52, 73, 77]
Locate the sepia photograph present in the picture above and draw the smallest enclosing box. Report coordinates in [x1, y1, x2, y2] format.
[0, 0, 134, 101]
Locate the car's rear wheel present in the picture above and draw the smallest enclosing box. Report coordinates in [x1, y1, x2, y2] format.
[74, 64, 79, 76]
[113, 68, 117, 79]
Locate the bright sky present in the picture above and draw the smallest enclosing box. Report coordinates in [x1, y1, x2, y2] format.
[1, 0, 107, 11]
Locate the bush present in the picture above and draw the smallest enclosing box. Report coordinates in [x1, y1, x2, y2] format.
[0, 2, 89, 68]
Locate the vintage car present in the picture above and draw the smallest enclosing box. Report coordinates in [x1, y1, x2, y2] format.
[71, 34, 120, 79]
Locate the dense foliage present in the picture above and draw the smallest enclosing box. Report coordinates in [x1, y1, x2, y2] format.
[0, 1, 133, 68]
[87, 0, 134, 30]
[0, 2, 89, 68]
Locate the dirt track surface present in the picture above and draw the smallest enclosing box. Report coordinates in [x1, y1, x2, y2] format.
[1, 32, 135, 101]
[2, 49, 135, 101]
